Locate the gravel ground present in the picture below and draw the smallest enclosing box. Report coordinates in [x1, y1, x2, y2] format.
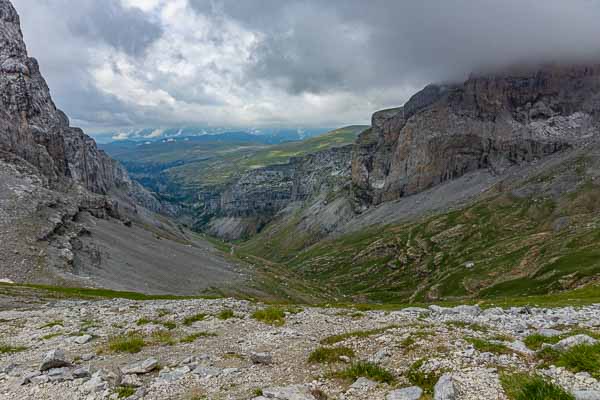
[1, 299, 599, 399]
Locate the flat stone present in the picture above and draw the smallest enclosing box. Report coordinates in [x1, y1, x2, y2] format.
[81, 373, 107, 394]
[121, 358, 158, 374]
[507, 340, 534, 355]
[158, 366, 190, 381]
[250, 352, 273, 365]
[40, 349, 71, 371]
[73, 335, 92, 344]
[192, 365, 221, 377]
[434, 374, 455, 400]
[451, 305, 481, 316]
[20, 371, 41, 385]
[121, 374, 143, 388]
[262, 384, 317, 400]
[553, 334, 598, 351]
[73, 368, 90, 379]
[573, 390, 600, 400]
[538, 328, 562, 337]
[387, 386, 423, 400]
[350, 377, 377, 390]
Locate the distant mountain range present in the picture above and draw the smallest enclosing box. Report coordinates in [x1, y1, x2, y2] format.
[94, 127, 335, 144]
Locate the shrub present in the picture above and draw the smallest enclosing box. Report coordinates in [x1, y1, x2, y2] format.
[333, 361, 395, 384]
[107, 333, 145, 353]
[308, 346, 355, 363]
[252, 307, 285, 326]
[501, 373, 574, 400]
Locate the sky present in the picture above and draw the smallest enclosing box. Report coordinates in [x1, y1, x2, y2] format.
[13, 0, 600, 139]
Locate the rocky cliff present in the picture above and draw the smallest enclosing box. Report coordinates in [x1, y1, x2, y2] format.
[352, 65, 600, 206]
[0, 0, 162, 210]
[208, 145, 353, 239]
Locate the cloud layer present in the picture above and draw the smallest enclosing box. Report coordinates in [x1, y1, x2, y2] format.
[13, 0, 600, 137]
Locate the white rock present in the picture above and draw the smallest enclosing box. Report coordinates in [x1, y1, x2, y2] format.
[434, 374, 455, 400]
[121, 358, 158, 374]
[553, 335, 598, 351]
[40, 349, 71, 371]
[262, 384, 317, 400]
[350, 377, 377, 390]
[387, 386, 423, 400]
[573, 390, 600, 400]
[74, 335, 92, 344]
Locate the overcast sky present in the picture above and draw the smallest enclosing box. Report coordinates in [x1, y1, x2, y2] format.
[13, 0, 600, 138]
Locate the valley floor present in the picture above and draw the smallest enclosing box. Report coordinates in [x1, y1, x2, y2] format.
[1, 297, 599, 400]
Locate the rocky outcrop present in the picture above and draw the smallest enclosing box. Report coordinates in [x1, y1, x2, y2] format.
[0, 0, 163, 213]
[352, 65, 600, 206]
[208, 145, 353, 239]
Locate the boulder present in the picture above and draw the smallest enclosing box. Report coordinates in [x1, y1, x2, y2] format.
[250, 352, 273, 365]
[121, 358, 158, 375]
[434, 374, 455, 400]
[40, 349, 71, 371]
[553, 335, 598, 351]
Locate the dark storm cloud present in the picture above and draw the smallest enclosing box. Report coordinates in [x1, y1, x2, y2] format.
[11, 0, 600, 134]
[192, 0, 600, 94]
[68, 0, 163, 57]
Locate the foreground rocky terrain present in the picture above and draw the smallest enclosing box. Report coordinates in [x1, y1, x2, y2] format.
[1, 297, 599, 399]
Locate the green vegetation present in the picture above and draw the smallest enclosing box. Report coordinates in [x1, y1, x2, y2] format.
[180, 332, 217, 343]
[252, 307, 286, 326]
[107, 333, 146, 353]
[40, 320, 63, 329]
[183, 313, 207, 326]
[115, 386, 136, 399]
[524, 333, 562, 350]
[501, 373, 574, 400]
[41, 332, 62, 340]
[406, 358, 441, 394]
[467, 337, 512, 354]
[0, 343, 27, 354]
[333, 361, 395, 384]
[308, 346, 355, 363]
[217, 309, 235, 320]
[320, 325, 399, 345]
[136, 318, 176, 330]
[151, 330, 176, 346]
[537, 343, 600, 378]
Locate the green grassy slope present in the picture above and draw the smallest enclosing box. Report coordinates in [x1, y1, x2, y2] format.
[237, 156, 600, 304]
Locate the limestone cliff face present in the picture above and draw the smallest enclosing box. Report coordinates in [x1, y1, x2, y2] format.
[352, 65, 600, 206]
[0, 0, 162, 212]
[207, 145, 353, 239]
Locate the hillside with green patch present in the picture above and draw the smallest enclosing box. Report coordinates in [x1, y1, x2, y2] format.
[236, 152, 600, 304]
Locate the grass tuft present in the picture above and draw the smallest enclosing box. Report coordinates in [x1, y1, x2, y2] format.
[252, 307, 286, 326]
[320, 325, 399, 345]
[0, 343, 27, 354]
[217, 309, 235, 320]
[183, 313, 207, 326]
[333, 361, 395, 384]
[501, 373, 574, 400]
[107, 333, 145, 354]
[180, 332, 217, 343]
[40, 320, 63, 329]
[524, 333, 561, 350]
[115, 386, 136, 398]
[467, 337, 512, 354]
[308, 346, 355, 363]
[406, 358, 440, 394]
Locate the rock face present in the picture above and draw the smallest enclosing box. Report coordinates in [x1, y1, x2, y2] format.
[208, 145, 353, 239]
[0, 0, 161, 209]
[352, 65, 600, 206]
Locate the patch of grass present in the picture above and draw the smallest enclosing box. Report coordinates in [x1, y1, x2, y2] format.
[183, 313, 207, 326]
[157, 309, 171, 317]
[151, 330, 176, 346]
[180, 332, 217, 343]
[41, 332, 62, 340]
[467, 337, 512, 354]
[136, 318, 151, 326]
[137, 318, 176, 330]
[400, 336, 416, 348]
[501, 373, 574, 400]
[320, 325, 399, 345]
[115, 386, 136, 398]
[40, 320, 63, 329]
[308, 346, 355, 363]
[253, 388, 263, 397]
[556, 343, 600, 378]
[406, 358, 441, 394]
[107, 333, 145, 354]
[161, 321, 177, 330]
[252, 307, 286, 326]
[217, 309, 235, 320]
[0, 343, 27, 354]
[524, 333, 561, 350]
[333, 361, 395, 384]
